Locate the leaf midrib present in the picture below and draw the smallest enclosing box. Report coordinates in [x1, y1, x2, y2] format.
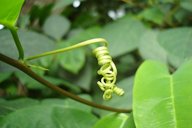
[169, 76, 177, 128]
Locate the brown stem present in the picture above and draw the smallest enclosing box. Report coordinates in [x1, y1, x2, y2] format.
[0, 53, 131, 113]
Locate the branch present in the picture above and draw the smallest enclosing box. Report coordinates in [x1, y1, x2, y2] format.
[0, 53, 131, 113]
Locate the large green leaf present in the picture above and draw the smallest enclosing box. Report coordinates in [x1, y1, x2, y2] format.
[158, 27, 192, 60]
[0, 105, 98, 128]
[100, 15, 145, 57]
[93, 113, 129, 128]
[0, 0, 24, 27]
[133, 60, 192, 128]
[43, 15, 71, 40]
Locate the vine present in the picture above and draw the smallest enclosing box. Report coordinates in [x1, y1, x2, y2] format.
[0, 53, 130, 113]
[23, 38, 124, 100]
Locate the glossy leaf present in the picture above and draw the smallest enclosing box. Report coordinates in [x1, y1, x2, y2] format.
[0, 0, 24, 27]
[43, 15, 71, 40]
[133, 60, 192, 128]
[93, 113, 129, 128]
[100, 15, 145, 57]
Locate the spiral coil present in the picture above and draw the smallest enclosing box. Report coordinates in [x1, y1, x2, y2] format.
[93, 46, 124, 100]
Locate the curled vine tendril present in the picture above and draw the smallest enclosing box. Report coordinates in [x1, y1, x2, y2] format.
[24, 38, 124, 100]
[93, 46, 124, 100]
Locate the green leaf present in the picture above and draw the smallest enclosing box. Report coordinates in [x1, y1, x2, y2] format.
[133, 60, 192, 128]
[42, 94, 92, 112]
[0, 98, 39, 117]
[0, 96, 91, 118]
[0, 29, 55, 72]
[138, 7, 164, 25]
[52, 0, 84, 12]
[127, 113, 136, 128]
[0, 105, 57, 128]
[15, 71, 81, 92]
[93, 113, 129, 128]
[52, 107, 98, 128]
[139, 30, 167, 63]
[0, 29, 55, 59]
[68, 26, 101, 44]
[95, 77, 133, 116]
[100, 15, 145, 57]
[0, 0, 24, 27]
[57, 41, 86, 74]
[75, 62, 92, 91]
[181, 0, 192, 12]
[0, 105, 98, 128]
[158, 27, 192, 60]
[43, 15, 71, 40]
[0, 72, 12, 83]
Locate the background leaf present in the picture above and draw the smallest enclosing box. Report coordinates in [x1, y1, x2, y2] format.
[158, 27, 192, 62]
[0, 29, 55, 59]
[57, 41, 86, 74]
[0, 29, 55, 72]
[138, 7, 164, 25]
[0, 105, 98, 128]
[181, 0, 192, 12]
[139, 30, 167, 63]
[43, 15, 71, 40]
[100, 15, 146, 57]
[94, 77, 133, 116]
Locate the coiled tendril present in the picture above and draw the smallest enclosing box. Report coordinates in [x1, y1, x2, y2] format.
[93, 46, 124, 100]
[25, 38, 124, 100]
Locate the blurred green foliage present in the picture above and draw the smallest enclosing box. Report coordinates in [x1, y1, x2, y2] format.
[0, 0, 192, 127]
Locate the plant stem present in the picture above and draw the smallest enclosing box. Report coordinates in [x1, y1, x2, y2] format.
[0, 53, 131, 113]
[9, 27, 24, 60]
[25, 38, 108, 61]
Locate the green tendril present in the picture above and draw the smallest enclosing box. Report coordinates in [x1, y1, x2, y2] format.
[24, 38, 124, 100]
[25, 38, 108, 61]
[93, 46, 124, 100]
